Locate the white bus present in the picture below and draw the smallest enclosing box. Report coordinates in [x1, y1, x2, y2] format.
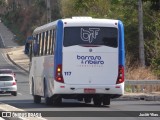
[29, 17, 125, 106]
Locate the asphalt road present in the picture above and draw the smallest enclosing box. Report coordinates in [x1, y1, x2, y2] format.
[0, 35, 160, 120]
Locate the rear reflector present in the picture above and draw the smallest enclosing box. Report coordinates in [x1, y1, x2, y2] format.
[115, 86, 120, 88]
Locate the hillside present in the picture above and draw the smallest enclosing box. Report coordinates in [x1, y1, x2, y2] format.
[0, 0, 160, 79]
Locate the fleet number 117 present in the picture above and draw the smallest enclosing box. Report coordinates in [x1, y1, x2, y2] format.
[64, 72, 71, 76]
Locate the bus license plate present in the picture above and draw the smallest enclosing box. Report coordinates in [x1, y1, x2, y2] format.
[84, 88, 95, 93]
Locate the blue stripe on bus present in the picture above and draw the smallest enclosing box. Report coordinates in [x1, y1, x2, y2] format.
[54, 20, 63, 77]
[118, 20, 125, 66]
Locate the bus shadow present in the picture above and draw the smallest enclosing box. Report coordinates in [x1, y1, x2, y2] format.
[0, 94, 12, 97]
[0, 99, 109, 109]
[50, 102, 110, 108]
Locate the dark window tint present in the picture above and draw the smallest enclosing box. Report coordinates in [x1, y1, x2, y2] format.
[0, 70, 12, 74]
[32, 29, 56, 57]
[0, 76, 13, 81]
[64, 27, 118, 48]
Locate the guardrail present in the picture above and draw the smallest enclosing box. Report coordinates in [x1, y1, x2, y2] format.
[125, 80, 160, 93]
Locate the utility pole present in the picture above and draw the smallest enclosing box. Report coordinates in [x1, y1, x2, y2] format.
[13, 0, 16, 11]
[47, 0, 51, 23]
[138, 0, 145, 67]
[27, 0, 30, 6]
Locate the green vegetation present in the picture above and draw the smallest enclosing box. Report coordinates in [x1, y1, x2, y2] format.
[0, 0, 61, 44]
[0, 0, 160, 78]
[0, 0, 5, 6]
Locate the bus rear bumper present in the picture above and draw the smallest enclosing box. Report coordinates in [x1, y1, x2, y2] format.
[53, 81, 124, 98]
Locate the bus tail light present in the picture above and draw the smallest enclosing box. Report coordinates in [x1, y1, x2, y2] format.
[116, 65, 124, 84]
[55, 64, 64, 83]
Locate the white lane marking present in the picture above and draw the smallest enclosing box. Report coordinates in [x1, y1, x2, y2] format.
[1, 52, 13, 66]
[0, 118, 5, 120]
[18, 92, 22, 95]
[1, 50, 24, 72]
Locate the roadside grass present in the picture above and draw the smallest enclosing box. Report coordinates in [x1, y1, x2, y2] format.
[126, 66, 158, 80]
[125, 54, 158, 80]
[125, 54, 159, 93]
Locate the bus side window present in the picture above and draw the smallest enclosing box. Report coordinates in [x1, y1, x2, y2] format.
[50, 30, 54, 55]
[39, 33, 42, 56]
[48, 30, 52, 55]
[36, 34, 39, 56]
[51, 30, 55, 55]
[29, 40, 33, 62]
[41, 32, 45, 56]
[33, 34, 39, 56]
[45, 31, 49, 55]
[53, 30, 56, 54]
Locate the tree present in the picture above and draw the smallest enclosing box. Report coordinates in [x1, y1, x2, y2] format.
[143, 0, 160, 10]
[138, 0, 145, 67]
[0, 0, 6, 6]
[61, 0, 111, 18]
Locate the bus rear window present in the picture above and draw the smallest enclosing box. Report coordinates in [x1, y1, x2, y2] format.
[64, 27, 118, 48]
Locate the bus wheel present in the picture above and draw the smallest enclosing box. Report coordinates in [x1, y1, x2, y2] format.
[34, 95, 41, 104]
[53, 97, 62, 106]
[77, 98, 83, 101]
[44, 80, 53, 105]
[45, 97, 53, 105]
[11, 91, 17, 96]
[102, 95, 110, 106]
[93, 96, 102, 106]
[32, 79, 34, 95]
[84, 98, 91, 103]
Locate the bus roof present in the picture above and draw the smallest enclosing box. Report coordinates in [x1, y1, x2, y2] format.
[33, 20, 58, 35]
[33, 17, 119, 35]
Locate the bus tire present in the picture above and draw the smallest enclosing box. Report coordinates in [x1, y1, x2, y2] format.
[84, 98, 91, 103]
[53, 97, 62, 105]
[77, 98, 83, 101]
[44, 79, 47, 98]
[93, 96, 102, 106]
[34, 95, 41, 103]
[45, 97, 53, 105]
[32, 78, 34, 95]
[11, 91, 17, 96]
[44, 79, 53, 105]
[102, 95, 110, 106]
